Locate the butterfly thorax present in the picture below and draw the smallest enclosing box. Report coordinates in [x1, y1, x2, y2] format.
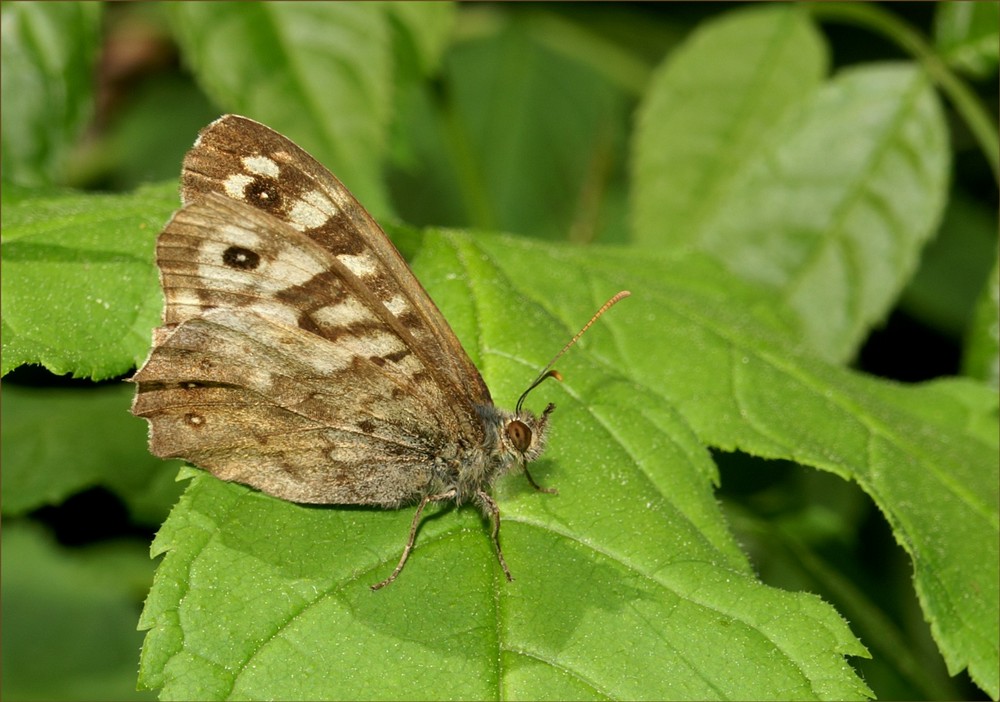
[434, 404, 550, 504]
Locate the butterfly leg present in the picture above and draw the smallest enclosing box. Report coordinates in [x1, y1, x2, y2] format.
[476, 489, 514, 582]
[522, 465, 558, 495]
[523, 402, 558, 494]
[371, 488, 457, 590]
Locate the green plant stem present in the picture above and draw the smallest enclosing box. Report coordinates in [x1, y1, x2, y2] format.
[808, 2, 999, 186]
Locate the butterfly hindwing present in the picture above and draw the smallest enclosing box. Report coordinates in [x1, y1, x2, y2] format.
[132, 307, 441, 506]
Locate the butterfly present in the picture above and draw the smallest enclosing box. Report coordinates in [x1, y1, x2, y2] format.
[131, 114, 628, 589]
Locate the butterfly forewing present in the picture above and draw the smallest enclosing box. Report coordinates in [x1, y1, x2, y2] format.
[179, 115, 490, 408]
[132, 194, 485, 505]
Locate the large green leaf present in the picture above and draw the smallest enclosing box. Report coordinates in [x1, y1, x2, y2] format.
[493, 234, 998, 700]
[633, 7, 950, 363]
[632, 6, 828, 248]
[390, 6, 633, 244]
[137, 229, 881, 700]
[0, 183, 177, 379]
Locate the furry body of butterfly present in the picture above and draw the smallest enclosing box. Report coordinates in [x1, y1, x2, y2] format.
[132, 115, 577, 588]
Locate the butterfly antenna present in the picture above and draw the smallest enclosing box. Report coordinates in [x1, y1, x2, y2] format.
[516, 290, 631, 414]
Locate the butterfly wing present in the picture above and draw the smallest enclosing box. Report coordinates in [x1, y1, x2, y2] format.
[133, 309, 436, 506]
[180, 114, 492, 408]
[132, 194, 481, 505]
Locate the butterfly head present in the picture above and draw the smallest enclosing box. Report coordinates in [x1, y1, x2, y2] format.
[503, 401, 556, 463]
[500, 364, 563, 465]
[470, 401, 553, 497]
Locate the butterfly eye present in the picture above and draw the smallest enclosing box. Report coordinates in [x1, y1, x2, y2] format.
[506, 420, 533, 453]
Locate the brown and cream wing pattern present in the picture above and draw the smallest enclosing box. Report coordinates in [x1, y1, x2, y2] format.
[132, 184, 481, 505]
[179, 114, 491, 408]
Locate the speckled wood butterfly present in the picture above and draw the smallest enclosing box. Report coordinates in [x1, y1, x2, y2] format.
[131, 115, 628, 588]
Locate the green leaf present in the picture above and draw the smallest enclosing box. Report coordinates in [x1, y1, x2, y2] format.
[167, 2, 447, 218]
[633, 7, 951, 363]
[1, 522, 155, 701]
[462, 233, 997, 698]
[933, 1, 1000, 78]
[0, 183, 177, 379]
[963, 251, 1000, 389]
[901, 191, 999, 338]
[137, 229, 888, 699]
[1, 383, 183, 523]
[632, 5, 828, 249]
[583, 246, 997, 697]
[391, 9, 632, 243]
[0, 2, 101, 187]
[742, 63, 948, 362]
[383, 2, 456, 77]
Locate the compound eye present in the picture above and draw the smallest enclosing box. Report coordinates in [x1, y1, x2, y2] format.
[506, 420, 532, 452]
